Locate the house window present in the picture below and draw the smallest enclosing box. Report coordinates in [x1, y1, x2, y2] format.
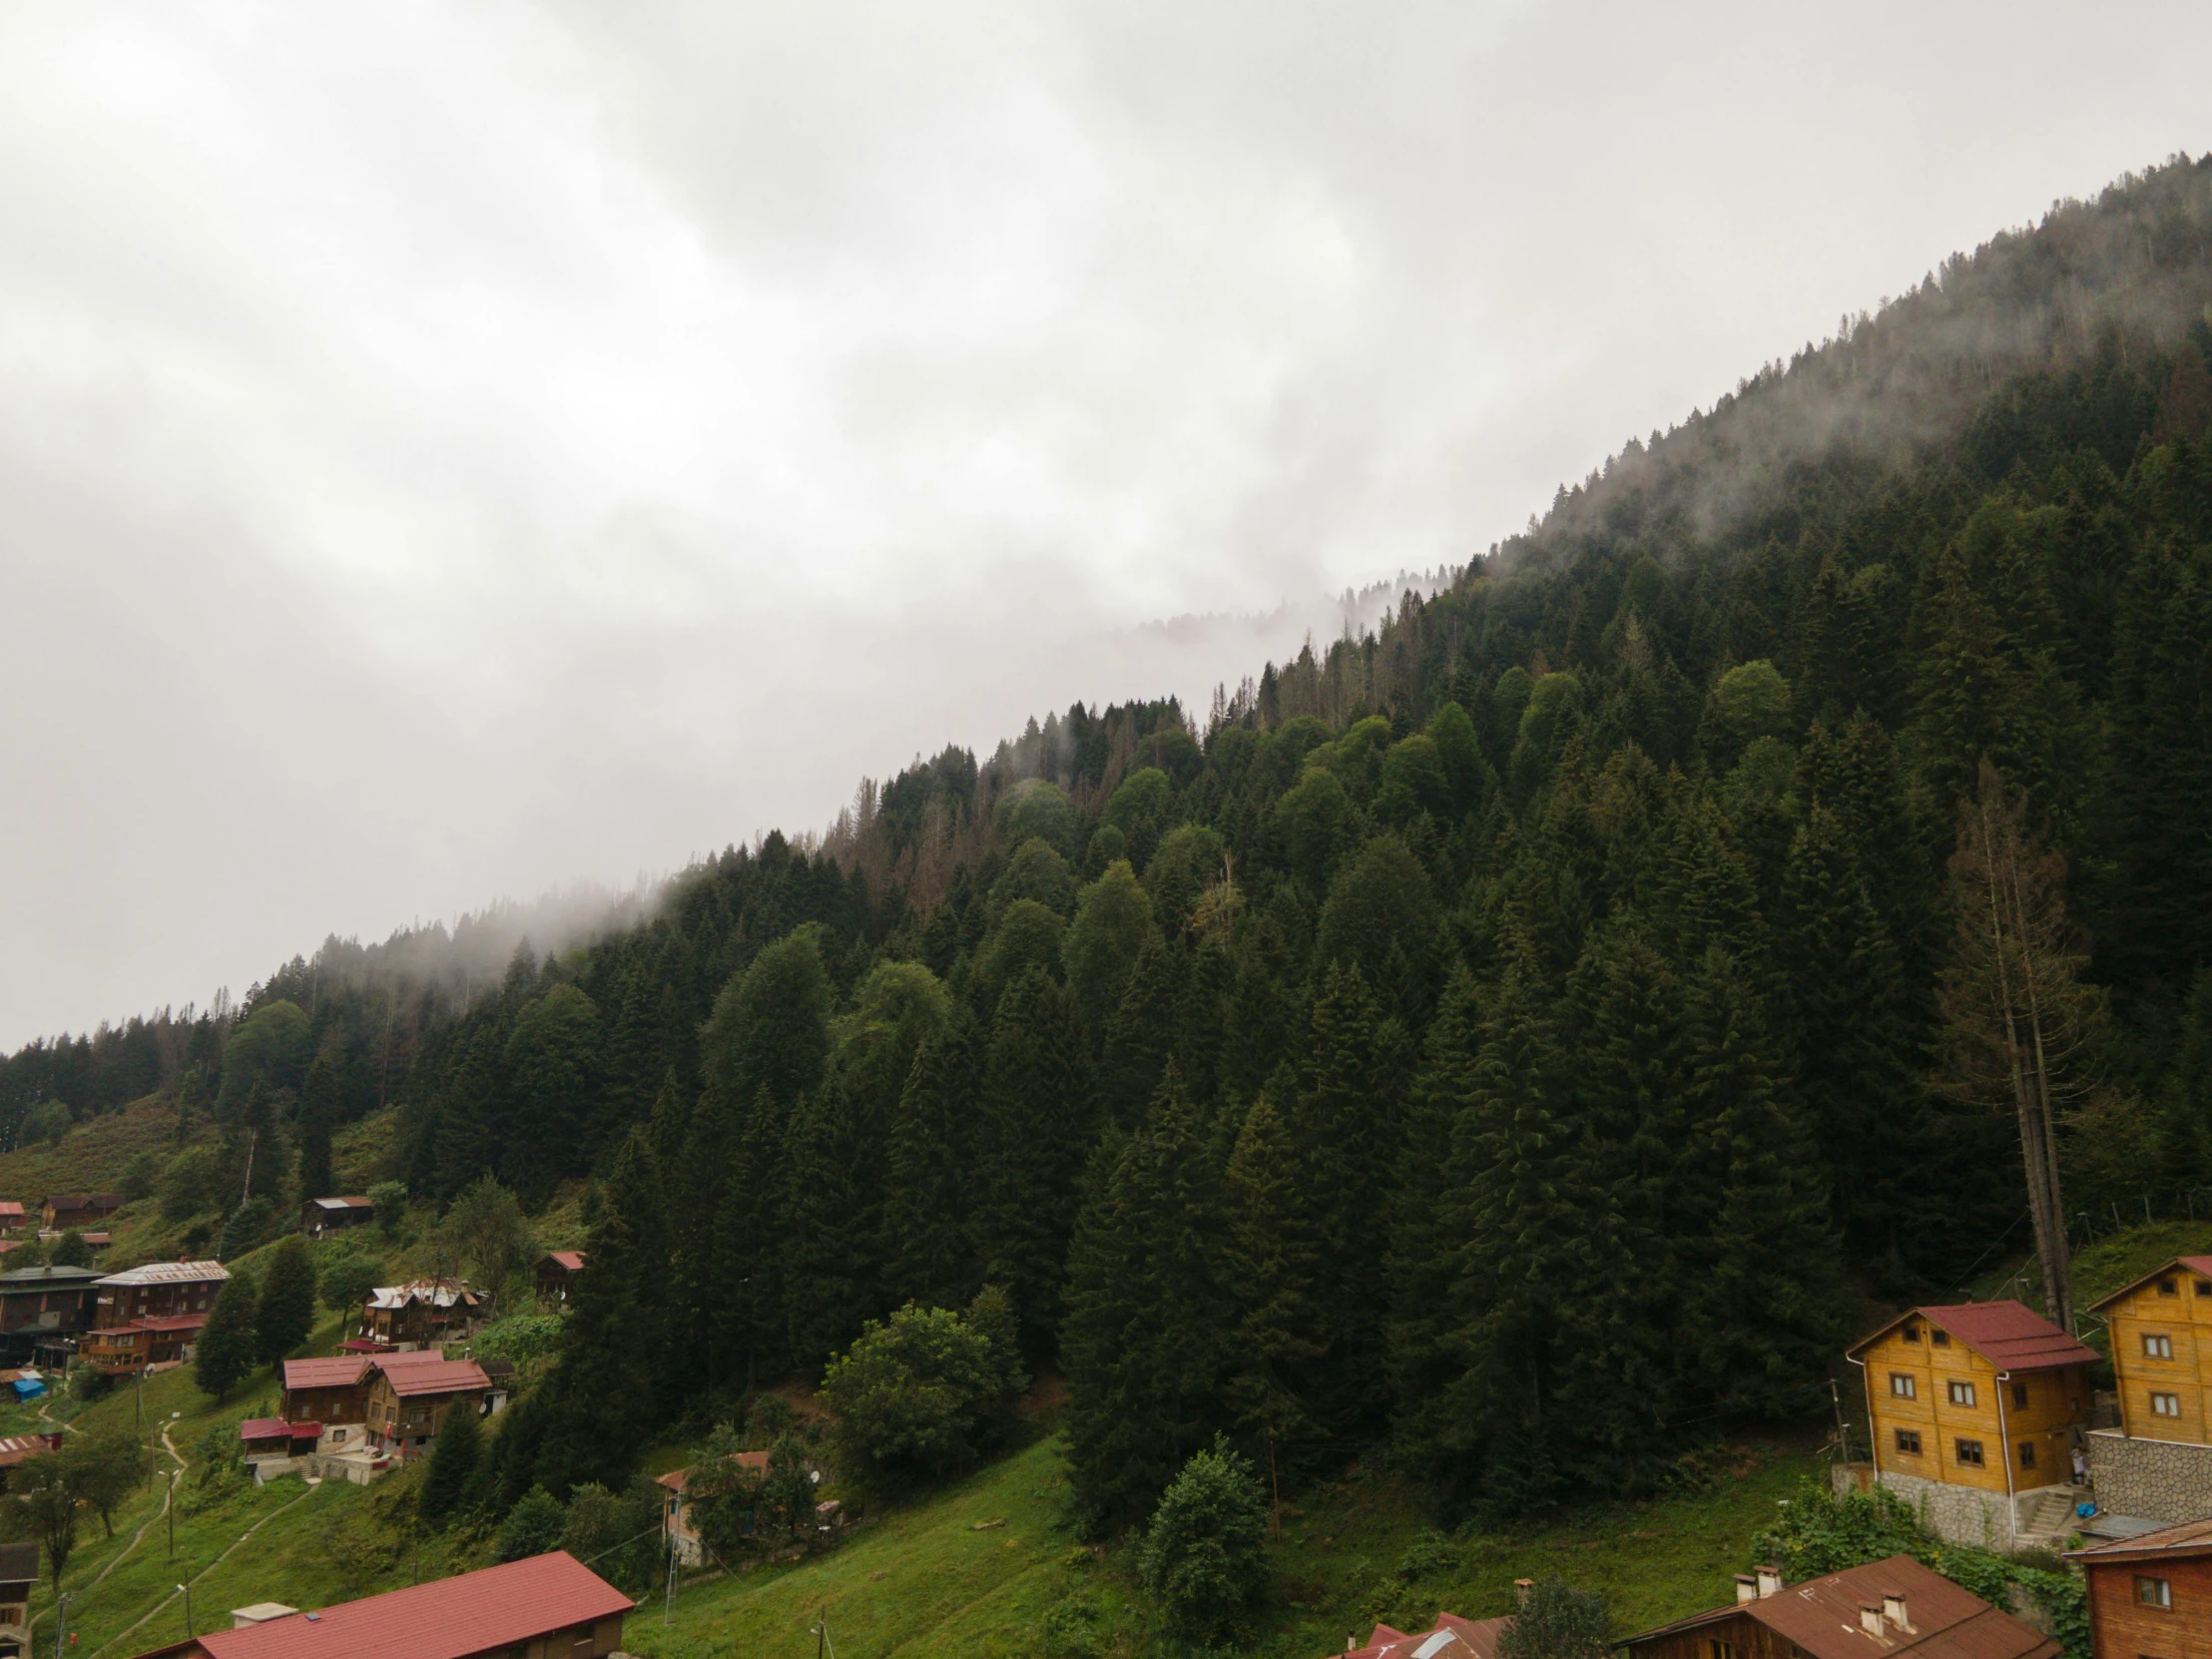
[2137, 1576, 2173, 1608]
[1891, 1373, 1918, 1398]
[2019, 1441, 2036, 1469]
[1954, 1439, 1985, 1467]
[1903, 1324, 1922, 1344]
[1932, 1330, 1951, 1347]
[2152, 1392, 2182, 1418]
[1895, 1429, 1923, 1455]
[2159, 1278, 2179, 1298]
[2145, 1334, 2175, 1360]
[1947, 1381, 1977, 1407]
[1710, 1643, 1736, 1659]
[2012, 1382, 2029, 1408]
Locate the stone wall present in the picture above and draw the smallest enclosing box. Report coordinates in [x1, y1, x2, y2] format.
[2085, 1430, 2212, 1523]
[1872, 1469, 2016, 1548]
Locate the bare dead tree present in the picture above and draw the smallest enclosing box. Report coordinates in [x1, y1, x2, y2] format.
[1937, 759, 2102, 1332]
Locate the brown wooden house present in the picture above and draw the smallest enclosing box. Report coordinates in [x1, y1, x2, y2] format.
[279, 1349, 454, 1450]
[365, 1359, 492, 1459]
[299, 1196, 375, 1241]
[80, 1261, 231, 1375]
[0, 1539, 35, 1657]
[2068, 1516, 2212, 1659]
[40, 1194, 123, 1234]
[0, 1266, 102, 1364]
[0, 1205, 25, 1239]
[535, 1251, 584, 1306]
[359, 1279, 489, 1349]
[1622, 1556, 2058, 1659]
[1845, 1301, 2095, 1546]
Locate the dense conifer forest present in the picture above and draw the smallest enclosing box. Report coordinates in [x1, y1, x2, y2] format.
[7, 156, 2212, 1530]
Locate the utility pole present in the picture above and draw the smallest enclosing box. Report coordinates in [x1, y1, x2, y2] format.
[239, 1129, 258, 1210]
[167, 1470, 177, 1559]
[53, 1591, 68, 1659]
[177, 1582, 192, 1640]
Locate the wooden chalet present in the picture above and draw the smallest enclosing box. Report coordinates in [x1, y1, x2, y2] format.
[1845, 1301, 2094, 1545]
[299, 1196, 375, 1241]
[0, 1540, 35, 1657]
[81, 1261, 230, 1376]
[1622, 1556, 2058, 1659]
[2067, 1516, 2212, 1659]
[279, 1349, 452, 1451]
[2089, 1257, 2212, 1444]
[0, 1266, 103, 1364]
[358, 1280, 489, 1349]
[365, 1359, 492, 1459]
[534, 1251, 584, 1306]
[122, 1549, 631, 1659]
[0, 1204, 24, 1238]
[41, 1194, 123, 1234]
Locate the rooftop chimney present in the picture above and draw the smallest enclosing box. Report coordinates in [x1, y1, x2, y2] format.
[1860, 1607, 1885, 1638]
[1883, 1594, 1910, 1632]
[1735, 1576, 1759, 1605]
[1515, 1579, 1535, 1608]
[1757, 1565, 1784, 1599]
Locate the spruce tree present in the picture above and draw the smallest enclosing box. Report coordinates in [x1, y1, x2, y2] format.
[418, 1400, 482, 1526]
[969, 967, 1094, 1345]
[1219, 1085, 1320, 1445]
[1100, 934, 1189, 1127]
[254, 1234, 318, 1365]
[1385, 971, 1481, 1431]
[297, 1055, 337, 1199]
[196, 1271, 261, 1401]
[884, 1018, 984, 1311]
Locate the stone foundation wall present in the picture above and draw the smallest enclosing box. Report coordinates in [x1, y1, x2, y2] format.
[2085, 1430, 2212, 1523]
[1872, 1470, 2016, 1548]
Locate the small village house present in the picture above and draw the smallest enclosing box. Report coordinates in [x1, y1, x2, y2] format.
[1621, 1556, 2058, 1659]
[1845, 1301, 2094, 1547]
[279, 1350, 455, 1453]
[2084, 1256, 2212, 1522]
[534, 1251, 584, 1306]
[299, 1196, 374, 1241]
[237, 1419, 322, 1467]
[358, 1280, 490, 1349]
[364, 1359, 493, 1459]
[0, 1435, 61, 1494]
[40, 1194, 123, 1234]
[0, 1540, 36, 1658]
[120, 1548, 631, 1659]
[0, 1266, 103, 1365]
[2067, 1515, 2212, 1659]
[657, 1449, 771, 1565]
[0, 1205, 24, 1238]
[81, 1261, 230, 1376]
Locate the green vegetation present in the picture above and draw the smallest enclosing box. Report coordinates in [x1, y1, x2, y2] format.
[1140, 1440, 1272, 1646]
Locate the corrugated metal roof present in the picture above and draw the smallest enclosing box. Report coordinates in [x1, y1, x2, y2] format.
[283, 1349, 453, 1391]
[2067, 1515, 2212, 1564]
[1847, 1302, 2097, 1373]
[365, 1280, 481, 1311]
[193, 1551, 632, 1659]
[1350, 1612, 1510, 1659]
[543, 1250, 585, 1272]
[1624, 1556, 2059, 1659]
[95, 1260, 229, 1288]
[378, 1360, 490, 1398]
[309, 1197, 374, 1211]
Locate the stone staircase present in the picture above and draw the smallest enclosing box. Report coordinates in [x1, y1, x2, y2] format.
[2013, 1486, 2083, 1550]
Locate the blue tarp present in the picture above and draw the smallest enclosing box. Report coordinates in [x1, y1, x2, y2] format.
[11, 1378, 45, 1399]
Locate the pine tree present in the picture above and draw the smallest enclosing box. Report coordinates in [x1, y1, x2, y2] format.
[254, 1234, 317, 1365]
[1100, 934, 1189, 1127]
[418, 1400, 482, 1526]
[297, 1055, 337, 1199]
[195, 1271, 261, 1401]
[1062, 1068, 1233, 1528]
[1385, 971, 1481, 1432]
[884, 1018, 984, 1311]
[780, 1077, 885, 1374]
[969, 967, 1094, 1346]
[1219, 1085, 1321, 1445]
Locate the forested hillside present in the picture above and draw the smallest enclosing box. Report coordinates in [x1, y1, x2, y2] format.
[8, 155, 2212, 1532]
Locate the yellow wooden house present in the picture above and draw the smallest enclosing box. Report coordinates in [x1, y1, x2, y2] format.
[1847, 1301, 2096, 1546]
[2089, 1256, 2212, 1444]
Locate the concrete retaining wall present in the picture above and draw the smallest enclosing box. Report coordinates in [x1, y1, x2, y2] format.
[2085, 1430, 2212, 1523]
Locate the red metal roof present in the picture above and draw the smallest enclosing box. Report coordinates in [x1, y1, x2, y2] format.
[657, 1449, 771, 1492]
[0, 1204, 23, 1219]
[2067, 1515, 2212, 1565]
[1350, 1611, 1510, 1659]
[1848, 1301, 2097, 1374]
[240, 1419, 321, 1442]
[543, 1251, 585, 1272]
[377, 1360, 490, 1398]
[1626, 1556, 2058, 1659]
[192, 1551, 632, 1659]
[283, 1357, 373, 1389]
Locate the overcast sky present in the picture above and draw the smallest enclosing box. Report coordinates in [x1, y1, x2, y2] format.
[3, 2, 2207, 1047]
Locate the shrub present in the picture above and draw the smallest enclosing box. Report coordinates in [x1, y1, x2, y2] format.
[1497, 1580, 1613, 1659]
[497, 1485, 567, 1562]
[1139, 1439, 1270, 1647]
[821, 1295, 1022, 1488]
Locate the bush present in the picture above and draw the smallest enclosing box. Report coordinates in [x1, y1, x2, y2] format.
[220, 1196, 278, 1262]
[319, 1250, 386, 1318]
[121, 1148, 163, 1201]
[497, 1485, 567, 1562]
[473, 1312, 564, 1372]
[1139, 1439, 1270, 1647]
[160, 1145, 230, 1222]
[559, 1478, 663, 1590]
[418, 1404, 480, 1528]
[1497, 1581, 1612, 1659]
[367, 1181, 409, 1239]
[50, 1231, 93, 1270]
[821, 1293, 1024, 1487]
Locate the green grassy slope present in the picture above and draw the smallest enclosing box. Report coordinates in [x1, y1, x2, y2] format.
[622, 1433, 1826, 1659]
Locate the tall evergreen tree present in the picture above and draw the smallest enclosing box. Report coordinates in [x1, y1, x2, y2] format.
[884, 1018, 984, 1311]
[255, 1234, 317, 1365]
